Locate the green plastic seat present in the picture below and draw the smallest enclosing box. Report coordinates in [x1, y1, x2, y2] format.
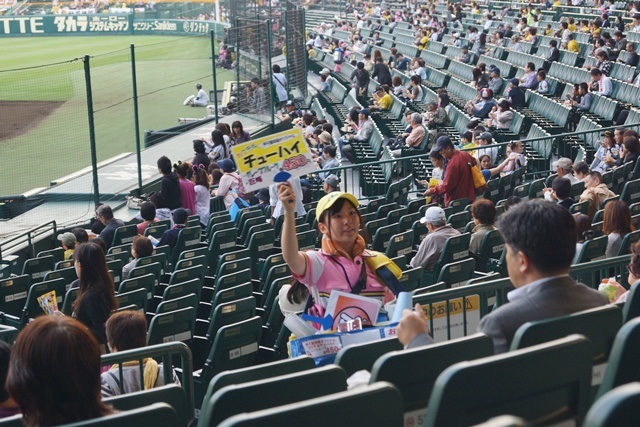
[596, 317, 640, 400]
[584, 382, 640, 427]
[62, 403, 178, 427]
[21, 255, 55, 284]
[103, 384, 189, 427]
[216, 382, 403, 427]
[118, 273, 155, 302]
[116, 288, 148, 314]
[334, 337, 403, 377]
[422, 233, 471, 286]
[147, 307, 197, 346]
[574, 235, 608, 264]
[424, 335, 593, 427]
[0, 275, 30, 319]
[111, 224, 138, 247]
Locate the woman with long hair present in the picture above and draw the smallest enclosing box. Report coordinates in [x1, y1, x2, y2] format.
[279, 188, 396, 322]
[72, 243, 118, 350]
[175, 161, 196, 217]
[231, 121, 250, 145]
[7, 316, 114, 426]
[209, 130, 229, 163]
[603, 200, 633, 257]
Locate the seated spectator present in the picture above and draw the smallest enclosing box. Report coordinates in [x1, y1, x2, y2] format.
[410, 58, 427, 81]
[536, 70, 550, 94]
[501, 141, 527, 173]
[545, 177, 574, 209]
[569, 82, 593, 127]
[403, 75, 423, 102]
[316, 145, 340, 180]
[608, 242, 640, 303]
[276, 101, 302, 123]
[390, 113, 425, 157]
[231, 120, 251, 145]
[579, 171, 617, 219]
[590, 68, 612, 96]
[603, 200, 633, 257]
[122, 235, 154, 281]
[476, 132, 498, 165]
[488, 99, 514, 130]
[57, 232, 76, 261]
[157, 156, 182, 211]
[7, 316, 114, 426]
[547, 39, 560, 62]
[0, 342, 18, 419]
[553, 157, 580, 185]
[136, 201, 158, 235]
[520, 62, 538, 89]
[101, 311, 180, 397]
[323, 174, 341, 194]
[466, 88, 496, 119]
[72, 227, 89, 244]
[573, 161, 590, 181]
[391, 76, 405, 100]
[591, 130, 620, 173]
[93, 205, 124, 249]
[157, 208, 189, 248]
[395, 52, 410, 71]
[616, 133, 640, 166]
[409, 207, 461, 271]
[424, 101, 450, 130]
[214, 159, 244, 211]
[370, 85, 393, 111]
[586, 50, 613, 76]
[398, 200, 609, 353]
[478, 153, 519, 181]
[339, 109, 373, 163]
[564, 83, 581, 107]
[471, 67, 489, 90]
[372, 56, 392, 86]
[487, 67, 504, 95]
[456, 46, 471, 63]
[469, 199, 497, 254]
[621, 42, 639, 67]
[149, 192, 172, 224]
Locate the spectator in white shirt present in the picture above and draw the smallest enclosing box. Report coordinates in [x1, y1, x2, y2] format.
[591, 68, 612, 96]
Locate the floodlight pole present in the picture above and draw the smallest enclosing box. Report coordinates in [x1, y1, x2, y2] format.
[83, 55, 100, 207]
[130, 44, 143, 190]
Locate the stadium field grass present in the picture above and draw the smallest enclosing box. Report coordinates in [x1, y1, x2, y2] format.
[0, 35, 233, 195]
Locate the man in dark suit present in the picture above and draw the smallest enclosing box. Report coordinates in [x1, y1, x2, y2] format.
[397, 200, 608, 353]
[546, 40, 560, 62]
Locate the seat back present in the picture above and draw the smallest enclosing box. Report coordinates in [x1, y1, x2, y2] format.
[370, 334, 494, 416]
[61, 287, 80, 316]
[215, 382, 403, 427]
[21, 278, 67, 325]
[171, 226, 202, 267]
[622, 281, 640, 324]
[510, 304, 622, 401]
[596, 317, 640, 399]
[162, 278, 203, 302]
[37, 247, 64, 264]
[334, 337, 403, 377]
[174, 255, 207, 274]
[168, 265, 205, 287]
[61, 403, 178, 427]
[214, 258, 251, 283]
[585, 382, 640, 427]
[129, 262, 163, 284]
[21, 255, 54, 284]
[213, 268, 252, 294]
[424, 335, 593, 427]
[371, 223, 399, 252]
[436, 258, 476, 288]
[575, 235, 608, 264]
[119, 270, 154, 296]
[115, 288, 148, 314]
[247, 230, 275, 277]
[384, 230, 414, 259]
[147, 307, 197, 345]
[155, 293, 199, 316]
[474, 229, 505, 273]
[43, 266, 77, 289]
[617, 230, 640, 256]
[423, 233, 471, 285]
[0, 275, 30, 318]
[198, 317, 263, 395]
[206, 296, 256, 340]
[202, 365, 348, 427]
[103, 384, 189, 427]
[111, 224, 138, 247]
[210, 283, 253, 309]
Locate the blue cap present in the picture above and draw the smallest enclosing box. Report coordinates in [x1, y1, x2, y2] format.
[359, 108, 370, 117]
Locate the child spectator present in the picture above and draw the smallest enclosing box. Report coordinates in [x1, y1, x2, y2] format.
[122, 235, 154, 281]
[136, 201, 158, 235]
[536, 70, 550, 94]
[101, 311, 180, 397]
[57, 232, 76, 260]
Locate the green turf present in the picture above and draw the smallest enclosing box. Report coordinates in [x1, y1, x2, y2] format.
[0, 35, 234, 195]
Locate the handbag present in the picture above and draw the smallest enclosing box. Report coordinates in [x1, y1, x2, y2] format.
[228, 189, 250, 221]
[469, 162, 488, 195]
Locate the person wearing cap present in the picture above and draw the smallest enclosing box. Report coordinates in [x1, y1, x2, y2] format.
[424, 135, 478, 206]
[455, 46, 471, 64]
[157, 208, 190, 248]
[255, 187, 271, 211]
[277, 101, 302, 122]
[552, 157, 580, 186]
[317, 131, 333, 151]
[410, 207, 461, 271]
[487, 67, 504, 95]
[279, 187, 394, 312]
[58, 232, 76, 260]
[507, 78, 526, 109]
[370, 85, 393, 112]
[579, 171, 617, 219]
[214, 159, 244, 210]
[590, 130, 620, 173]
[183, 83, 209, 107]
[323, 174, 341, 194]
[488, 99, 514, 130]
[399, 199, 609, 353]
[476, 131, 498, 165]
[449, 32, 462, 48]
[319, 68, 333, 92]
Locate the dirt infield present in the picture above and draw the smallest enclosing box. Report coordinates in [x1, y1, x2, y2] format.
[0, 101, 65, 141]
